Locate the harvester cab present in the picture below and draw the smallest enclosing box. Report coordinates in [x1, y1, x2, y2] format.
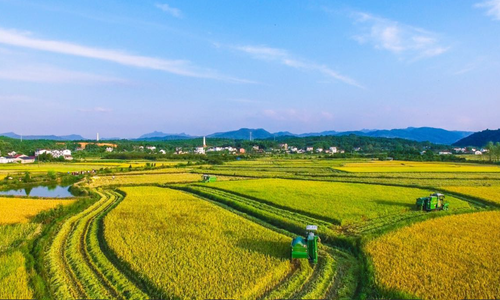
[291, 225, 320, 264]
[201, 174, 216, 183]
[416, 193, 449, 212]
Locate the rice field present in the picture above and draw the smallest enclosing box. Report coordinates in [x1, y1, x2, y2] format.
[442, 186, 500, 205]
[0, 251, 33, 299]
[333, 161, 500, 173]
[0, 197, 75, 224]
[366, 211, 500, 299]
[104, 187, 293, 299]
[207, 179, 470, 225]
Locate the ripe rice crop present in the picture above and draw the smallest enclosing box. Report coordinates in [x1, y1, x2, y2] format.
[0, 251, 33, 299]
[365, 211, 500, 299]
[104, 186, 293, 299]
[442, 186, 500, 205]
[0, 223, 39, 250]
[0, 197, 75, 224]
[208, 179, 469, 225]
[88, 173, 202, 187]
[334, 161, 500, 173]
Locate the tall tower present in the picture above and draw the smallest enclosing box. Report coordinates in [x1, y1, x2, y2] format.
[97, 133, 100, 142]
[203, 136, 206, 148]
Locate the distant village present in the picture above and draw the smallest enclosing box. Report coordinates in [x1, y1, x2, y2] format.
[0, 136, 490, 165]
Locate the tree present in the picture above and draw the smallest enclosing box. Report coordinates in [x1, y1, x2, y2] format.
[486, 141, 494, 162]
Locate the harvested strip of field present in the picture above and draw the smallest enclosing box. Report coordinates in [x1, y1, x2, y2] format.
[208, 179, 469, 225]
[0, 198, 75, 224]
[47, 190, 146, 299]
[366, 211, 500, 299]
[0, 251, 33, 299]
[104, 186, 293, 299]
[333, 161, 500, 173]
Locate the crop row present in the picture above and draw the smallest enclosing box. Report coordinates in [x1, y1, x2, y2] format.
[46, 190, 145, 299]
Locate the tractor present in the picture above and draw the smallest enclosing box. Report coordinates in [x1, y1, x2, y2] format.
[291, 225, 320, 264]
[201, 174, 217, 183]
[416, 193, 449, 211]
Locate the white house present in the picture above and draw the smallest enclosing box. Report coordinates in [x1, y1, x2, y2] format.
[106, 147, 114, 152]
[329, 147, 338, 154]
[194, 147, 205, 154]
[146, 146, 156, 151]
[7, 151, 16, 156]
[0, 157, 13, 164]
[439, 151, 452, 155]
[316, 148, 323, 153]
[306, 146, 314, 152]
[474, 151, 483, 155]
[159, 149, 166, 154]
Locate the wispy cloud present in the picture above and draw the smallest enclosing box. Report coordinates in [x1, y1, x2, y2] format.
[78, 107, 113, 113]
[0, 28, 251, 83]
[352, 12, 449, 60]
[475, 0, 500, 20]
[155, 3, 182, 18]
[0, 64, 125, 84]
[234, 45, 364, 88]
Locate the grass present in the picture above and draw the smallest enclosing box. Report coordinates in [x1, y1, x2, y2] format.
[207, 179, 470, 225]
[0, 197, 75, 224]
[104, 186, 293, 299]
[365, 211, 500, 299]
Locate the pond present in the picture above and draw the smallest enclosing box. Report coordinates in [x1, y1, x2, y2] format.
[0, 185, 75, 198]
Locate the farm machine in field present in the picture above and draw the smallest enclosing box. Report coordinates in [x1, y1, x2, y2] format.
[416, 193, 449, 212]
[201, 174, 217, 183]
[291, 225, 320, 264]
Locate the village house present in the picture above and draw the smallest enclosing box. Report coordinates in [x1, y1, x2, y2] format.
[329, 147, 338, 154]
[306, 146, 314, 152]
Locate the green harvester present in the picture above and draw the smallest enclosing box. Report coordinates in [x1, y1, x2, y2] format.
[291, 225, 320, 264]
[201, 174, 217, 183]
[416, 193, 449, 211]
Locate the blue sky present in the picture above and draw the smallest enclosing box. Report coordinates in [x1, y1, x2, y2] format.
[0, 0, 499, 138]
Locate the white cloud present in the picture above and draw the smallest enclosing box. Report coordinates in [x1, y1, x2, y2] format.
[352, 12, 449, 60]
[475, 0, 500, 20]
[0, 64, 125, 84]
[155, 3, 182, 18]
[234, 45, 364, 88]
[78, 107, 113, 113]
[0, 28, 251, 83]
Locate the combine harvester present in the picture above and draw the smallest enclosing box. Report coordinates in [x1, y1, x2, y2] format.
[291, 225, 320, 263]
[416, 193, 449, 211]
[201, 174, 217, 183]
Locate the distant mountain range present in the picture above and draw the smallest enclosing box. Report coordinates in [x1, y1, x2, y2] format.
[1, 127, 474, 145]
[175, 127, 470, 145]
[453, 129, 500, 147]
[136, 131, 194, 141]
[0, 132, 85, 141]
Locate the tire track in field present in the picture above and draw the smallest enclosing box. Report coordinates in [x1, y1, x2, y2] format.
[48, 190, 147, 299]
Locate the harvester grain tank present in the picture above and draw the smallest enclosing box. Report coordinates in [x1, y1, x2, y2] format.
[291, 225, 320, 263]
[201, 174, 217, 183]
[416, 193, 449, 211]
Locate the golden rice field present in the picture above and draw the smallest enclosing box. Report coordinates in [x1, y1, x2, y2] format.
[0, 251, 33, 299]
[88, 173, 238, 187]
[209, 179, 470, 225]
[365, 211, 500, 300]
[104, 187, 293, 299]
[442, 186, 500, 205]
[334, 161, 500, 173]
[0, 197, 74, 224]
